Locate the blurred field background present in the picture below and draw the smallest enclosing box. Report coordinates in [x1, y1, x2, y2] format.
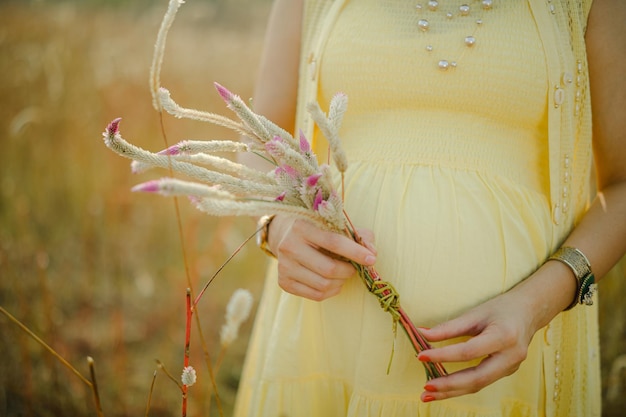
[0, 0, 624, 416]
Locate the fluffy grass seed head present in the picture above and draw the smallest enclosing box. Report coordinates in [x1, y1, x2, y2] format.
[131, 177, 234, 200]
[220, 289, 254, 348]
[181, 366, 196, 387]
[150, 0, 185, 110]
[328, 92, 348, 130]
[306, 99, 349, 173]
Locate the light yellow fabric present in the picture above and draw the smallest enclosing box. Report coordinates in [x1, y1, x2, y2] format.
[234, 1, 600, 416]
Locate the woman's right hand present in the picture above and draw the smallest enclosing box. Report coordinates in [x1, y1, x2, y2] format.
[267, 215, 377, 301]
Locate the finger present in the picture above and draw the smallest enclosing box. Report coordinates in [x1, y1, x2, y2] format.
[278, 234, 356, 280]
[279, 263, 345, 300]
[277, 252, 346, 300]
[420, 353, 519, 401]
[293, 220, 376, 266]
[418, 309, 487, 343]
[286, 263, 345, 293]
[279, 275, 342, 301]
[418, 329, 505, 364]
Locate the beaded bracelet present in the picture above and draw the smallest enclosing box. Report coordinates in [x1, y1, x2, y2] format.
[548, 246, 597, 310]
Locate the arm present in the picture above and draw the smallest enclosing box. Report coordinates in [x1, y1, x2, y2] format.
[239, 0, 303, 171]
[416, 0, 626, 401]
[245, 0, 377, 301]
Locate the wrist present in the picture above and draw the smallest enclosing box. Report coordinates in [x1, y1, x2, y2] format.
[509, 261, 577, 332]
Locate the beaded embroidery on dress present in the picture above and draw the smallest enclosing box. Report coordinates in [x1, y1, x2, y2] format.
[414, 0, 495, 70]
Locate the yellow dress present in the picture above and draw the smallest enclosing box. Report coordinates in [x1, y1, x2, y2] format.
[235, 1, 600, 416]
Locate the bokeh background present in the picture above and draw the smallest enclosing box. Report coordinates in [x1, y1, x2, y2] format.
[0, 0, 624, 416]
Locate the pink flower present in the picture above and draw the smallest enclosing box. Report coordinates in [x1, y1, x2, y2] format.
[313, 189, 324, 211]
[305, 173, 322, 187]
[214, 82, 234, 103]
[106, 118, 122, 136]
[265, 139, 281, 158]
[275, 164, 298, 179]
[131, 180, 160, 193]
[275, 191, 286, 201]
[299, 130, 311, 154]
[158, 144, 181, 156]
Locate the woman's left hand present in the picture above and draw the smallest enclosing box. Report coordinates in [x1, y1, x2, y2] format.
[416, 292, 535, 401]
[416, 260, 577, 401]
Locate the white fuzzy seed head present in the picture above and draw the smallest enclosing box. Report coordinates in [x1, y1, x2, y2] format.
[181, 366, 196, 387]
[225, 288, 254, 324]
[220, 289, 254, 347]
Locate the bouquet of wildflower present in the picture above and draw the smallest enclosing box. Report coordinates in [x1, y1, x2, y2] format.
[100, 0, 446, 381]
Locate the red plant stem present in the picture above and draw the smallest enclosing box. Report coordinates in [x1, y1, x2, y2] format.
[395, 314, 439, 378]
[398, 311, 447, 378]
[182, 289, 192, 417]
[397, 307, 447, 376]
[157, 105, 196, 417]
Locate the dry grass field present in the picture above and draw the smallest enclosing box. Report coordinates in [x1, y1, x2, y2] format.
[0, 1, 271, 415]
[0, 1, 624, 416]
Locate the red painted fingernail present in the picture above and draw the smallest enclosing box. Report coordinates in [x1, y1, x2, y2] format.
[418, 353, 431, 362]
[424, 384, 437, 392]
[423, 394, 436, 403]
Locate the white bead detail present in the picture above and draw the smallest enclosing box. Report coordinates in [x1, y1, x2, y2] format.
[552, 204, 561, 225]
[415, 1, 493, 71]
[554, 349, 561, 401]
[554, 87, 565, 107]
